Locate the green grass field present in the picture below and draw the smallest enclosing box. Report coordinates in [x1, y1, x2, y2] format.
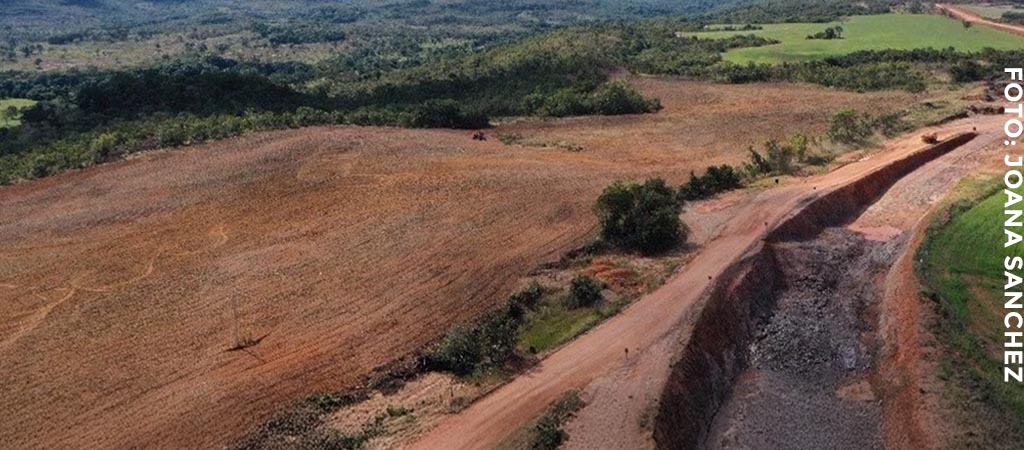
[920, 178, 1024, 419]
[518, 305, 603, 354]
[0, 98, 37, 128]
[684, 14, 1024, 64]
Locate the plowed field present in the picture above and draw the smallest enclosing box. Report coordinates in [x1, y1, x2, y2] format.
[0, 79, 909, 450]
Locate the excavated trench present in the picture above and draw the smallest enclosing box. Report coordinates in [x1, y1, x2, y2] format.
[707, 229, 899, 450]
[652, 133, 977, 450]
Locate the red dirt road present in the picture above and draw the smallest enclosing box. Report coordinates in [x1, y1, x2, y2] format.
[937, 4, 1024, 36]
[403, 116, 1002, 450]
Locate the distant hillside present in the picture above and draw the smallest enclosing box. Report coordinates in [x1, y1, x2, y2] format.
[2, 0, 742, 39]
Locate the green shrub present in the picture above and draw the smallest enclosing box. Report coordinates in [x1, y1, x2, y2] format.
[432, 283, 542, 376]
[567, 275, 604, 309]
[678, 164, 743, 200]
[477, 313, 521, 370]
[386, 405, 412, 417]
[507, 282, 545, 321]
[806, 25, 844, 40]
[871, 112, 906, 138]
[828, 109, 873, 144]
[432, 325, 482, 376]
[790, 134, 809, 162]
[764, 140, 797, 174]
[530, 391, 585, 450]
[525, 82, 660, 118]
[403, 99, 489, 129]
[305, 392, 347, 413]
[827, 109, 905, 145]
[745, 146, 773, 175]
[592, 82, 662, 115]
[533, 414, 568, 450]
[594, 178, 686, 254]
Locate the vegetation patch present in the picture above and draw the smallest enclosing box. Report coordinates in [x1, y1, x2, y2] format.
[918, 177, 1024, 431]
[594, 178, 686, 255]
[0, 98, 35, 128]
[683, 14, 1024, 64]
[530, 391, 586, 450]
[497, 133, 583, 152]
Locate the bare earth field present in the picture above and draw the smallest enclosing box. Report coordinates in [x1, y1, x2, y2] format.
[0, 79, 909, 450]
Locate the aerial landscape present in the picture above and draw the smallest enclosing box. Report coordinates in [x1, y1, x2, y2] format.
[1, 1, 1023, 450]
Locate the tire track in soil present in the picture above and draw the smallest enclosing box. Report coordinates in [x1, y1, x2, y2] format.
[0, 225, 229, 351]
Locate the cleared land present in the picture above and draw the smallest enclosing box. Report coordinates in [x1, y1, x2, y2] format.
[683, 14, 1024, 64]
[0, 79, 907, 450]
[0, 98, 36, 128]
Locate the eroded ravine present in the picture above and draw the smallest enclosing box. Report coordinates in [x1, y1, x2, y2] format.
[706, 229, 896, 450]
[669, 127, 1002, 450]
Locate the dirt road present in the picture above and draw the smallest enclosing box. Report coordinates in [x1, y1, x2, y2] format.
[404, 116, 1001, 450]
[936, 4, 1024, 36]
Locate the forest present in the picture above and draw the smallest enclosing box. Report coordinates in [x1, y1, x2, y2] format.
[0, 0, 1015, 184]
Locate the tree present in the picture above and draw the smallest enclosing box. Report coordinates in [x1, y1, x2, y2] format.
[0, 106, 16, 126]
[567, 275, 604, 308]
[594, 178, 686, 254]
[828, 109, 872, 144]
[432, 325, 481, 376]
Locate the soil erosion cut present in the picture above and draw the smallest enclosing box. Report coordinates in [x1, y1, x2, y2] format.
[652, 133, 977, 450]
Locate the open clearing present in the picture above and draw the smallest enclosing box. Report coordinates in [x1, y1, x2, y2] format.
[0, 79, 908, 450]
[683, 14, 1024, 64]
[0, 98, 37, 128]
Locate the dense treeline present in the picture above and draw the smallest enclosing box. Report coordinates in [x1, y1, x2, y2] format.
[709, 47, 1024, 92]
[1004, 11, 1024, 25]
[253, 22, 347, 45]
[3, 24, 1018, 185]
[705, 0, 895, 24]
[3, 0, 1019, 185]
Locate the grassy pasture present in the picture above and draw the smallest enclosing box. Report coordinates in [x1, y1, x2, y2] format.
[0, 98, 36, 128]
[683, 14, 1024, 64]
[920, 178, 1024, 419]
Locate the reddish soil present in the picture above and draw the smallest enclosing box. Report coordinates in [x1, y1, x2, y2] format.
[937, 4, 1024, 36]
[0, 79, 905, 450]
[404, 117, 1003, 450]
[864, 136, 1006, 450]
[704, 126, 1003, 450]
